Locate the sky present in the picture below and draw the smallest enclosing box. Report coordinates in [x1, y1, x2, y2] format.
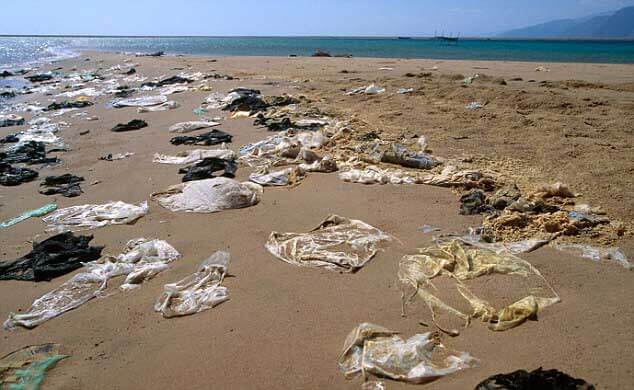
[2, 0, 634, 36]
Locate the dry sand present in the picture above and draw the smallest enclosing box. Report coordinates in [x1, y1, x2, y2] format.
[1, 52, 633, 389]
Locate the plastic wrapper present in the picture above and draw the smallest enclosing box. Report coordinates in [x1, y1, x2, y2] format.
[153, 148, 235, 165]
[168, 120, 221, 133]
[137, 100, 179, 113]
[112, 95, 167, 108]
[0, 344, 68, 389]
[42, 201, 148, 232]
[553, 243, 632, 270]
[155, 251, 230, 318]
[265, 215, 391, 272]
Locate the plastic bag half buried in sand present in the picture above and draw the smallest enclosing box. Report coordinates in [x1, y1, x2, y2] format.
[42, 201, 148, 232]
[112, 95, 167, 108]
[338, 323, 477, 385]
[151, 177, 262, 213]
[155, 251, 230, 318]
[168, 120, 220, 134]
[4, 238, 181, 330]
[0, 344, 68, 390]
[398, 240, 560, 333]
[265, 215, 391, 272]
[152, 148, 236, 165]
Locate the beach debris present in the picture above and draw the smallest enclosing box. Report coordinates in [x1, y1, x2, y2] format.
[179, 157, 237, 182]
[399, 240, 560, 332]
[265, 215, 391, 272]
[159, 85, 189, 95]
[141, 75, 192, 88]
[396, 87, 414, 94]
[111, 119, 148, 132]
[0, 141, 58, 165]
[137, 100, 179, 113]
[339, 323, 477, 385]
[193, 107, 209, 116]
[460, 191, 490, 215]
[463, 74, 480, 84]
[56, 87, 102, 98]
[99, 152, 135, 161]
[45, 99, 93, 111]
[39, 174, 84, 198]
[25, 73, 54, 82]
[312, 49, 332, 57]
[0, 162, 39, 186]
[475, 367, 595, 390]
[530, 182, 575, 199]
[535, 66, 550, 72]
[152, 177, 262, 213]
[42, 201, 148, 232]
[136, 51, 164, 57]
[4, 238, 180, 329]
[0, 344, 68, 389]
[381, 143, 441, 170]
[254, 116, 293, 131]
[379, 67, 394, 71]
[0, 232, 103, 282]
[249, 166, 305, 187]
[466, 102, 484, 110]
[155, 251, 230, 318]
[170, 129, 233, 146]
[168, 120, 221, 133]
[552, 243, 632, 269]
[153, 148, 236, 165]
[0, 114, 25, 127]
[339, 165, 490, 187]
[0, 203, 57, 229]
[112, 95, 167, 108]
[346, 84, 386, 95]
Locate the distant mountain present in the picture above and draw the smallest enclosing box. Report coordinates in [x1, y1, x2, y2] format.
[500, 6, 634, 38]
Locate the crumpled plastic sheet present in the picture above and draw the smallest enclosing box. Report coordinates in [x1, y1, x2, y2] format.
[339, 165, 485, 187]
[346, 84, 386, 95]
[249, 167, 304, 187]
[0, 114, 26, 128]
[0, 203, 57, 229]
[152, 177, 262, 213]
[239, 130, 328, 168]
[137, 100, 179, 113]
[553, 243, 632, 270]
[42, 201, 148, 232]
[112, 95, 167, 108]
[338, 323, 477, 385]
[475, 367, 595, 390]
[152, 148, 236, 165]
[4, 238, 181, 330]
[168, 120, 221, 133]
[159, 85, 189, 95]
[399, 240, 560, 332]
[265, 215, 391, 272]
[0, 344, 68, 389]
[155, 251, 230, 318]
[56, 87, 102, 98]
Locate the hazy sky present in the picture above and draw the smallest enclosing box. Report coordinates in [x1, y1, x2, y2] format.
[2, 0, 633, 36]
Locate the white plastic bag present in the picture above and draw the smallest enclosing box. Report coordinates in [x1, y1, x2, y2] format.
[42, 201, 148, 232]
[168, 120, 221, 133]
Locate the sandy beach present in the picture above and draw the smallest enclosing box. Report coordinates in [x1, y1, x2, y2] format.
[1, 51, 633, 389]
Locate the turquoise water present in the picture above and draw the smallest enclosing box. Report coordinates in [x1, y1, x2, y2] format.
[1, 36, 634, 68]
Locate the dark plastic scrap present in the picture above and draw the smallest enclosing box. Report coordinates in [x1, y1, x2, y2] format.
[381, 144, 441, 170]
[460, 191, 490, 215]
[0, 232, 104, 282]
[141, 75, 192, 88]
[170, 129, 233, 146]
[178, 157, 237, 182]
[0, 161, 38, 186]
[45, 100, 94, 111]
[475, 367, 595, 390]
[111, 119, 148, 132]
[0, 141, 58, 164]
[39, 174, 84, 198]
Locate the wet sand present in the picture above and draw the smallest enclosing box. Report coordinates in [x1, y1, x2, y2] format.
[1, 52, 633, 389]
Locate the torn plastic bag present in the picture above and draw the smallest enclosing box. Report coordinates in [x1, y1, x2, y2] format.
[179, 157, 237, 182]
[465, 102, 484, 110]
[155, 251, 230, 318]
[553, 243, 632, 270]
[3, 238, 180, 329]
[339, 165, 487, 188]
[0, 162, 39, 186]
[141, 75, 192, 88]
[339, 323, 477, 385]
[25, 73, 53, 82]
[153, 148, 236, 165]
[0, 114, 25, 127]
[45, 100, 93, 111]
[299, 155, 338, 173]
[265, 215, 391, 272]
[398, 240, 560, 332]
[99, 152, 134, 161]
[0, 141, 57, 165]
[159, 85, 189, 95]
[39, 174, 84, 198]
[170, 129, 233, 146]
[0, 203, 57, 229]
[112, 95, 167, 108]
[137, 100, 179, 113]
[475, 367, 595, 390]
[0, 344, 68, 389]
[249, 167, 304, 187]
[42, 201, 148, 232]
[111, 119, 148, 132]
[152, 177, 262, 213]
[168, 120, 221, 133]
[381, 144, 441, 170]
[346, 84, 385, 95]
[0, 232, 103, 282]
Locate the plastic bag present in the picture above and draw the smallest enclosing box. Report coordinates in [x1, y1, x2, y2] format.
[155, 251, 230, 318]
[112, 95, 167, 108]
[137, 100, 179, 113]
[42, 201, 148, 232]
[168, 120, 221, 133]
[153, 148, 235, 165]
[0, 344, 68, 389]
[0, 203, 57, 229]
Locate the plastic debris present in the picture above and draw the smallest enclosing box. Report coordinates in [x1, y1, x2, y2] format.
[0, 232, 103, 282]
[399, 240, 560, 332]
[170, 129, 233, 146]
[530, 182, 575, 199]
[265, 215, 391, 272]
[553, 243, 632, 270]
[25, 73, 53, 82]
[42, 201, 148, 232]
[179, 157, 237, 182]
[111, 119, 148, 132]
[339, 323, 477, 385]
[0, 203, 57, 229]
[112, 95, 167, 108]
[4, 238, 180, 329]
[535, 66, 550, 72]
[0, 141, 57, 165]
[0, 162, 39, 186]
[99, 152, 134, 161]
[463, 74, 480, 84]
[159, 85, 189, 95]
[346, 84, 386, 95]
[45, 100, 93, 111]
[141, 75, 192, 88]
[466, 102, 484, 110]
[155, 251, 230, 318]
[340, 165, 486, 187]
[397, 88, 414, 94]
[381, 144, 441, 170]
[153, 148, 236, 165]
[168, 120, 221, 133]
[249, 167, 304, 187]
[0, 114, 25, 127]
[0, 344, 68, 390]
[475, 367, 595, 390]
[137, 100, 179, 113]
[39, 174, 84, 198]
[152, 177, 262, 213]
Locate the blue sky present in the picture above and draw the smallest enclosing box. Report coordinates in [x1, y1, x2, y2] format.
[2, 0, 633, 36]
